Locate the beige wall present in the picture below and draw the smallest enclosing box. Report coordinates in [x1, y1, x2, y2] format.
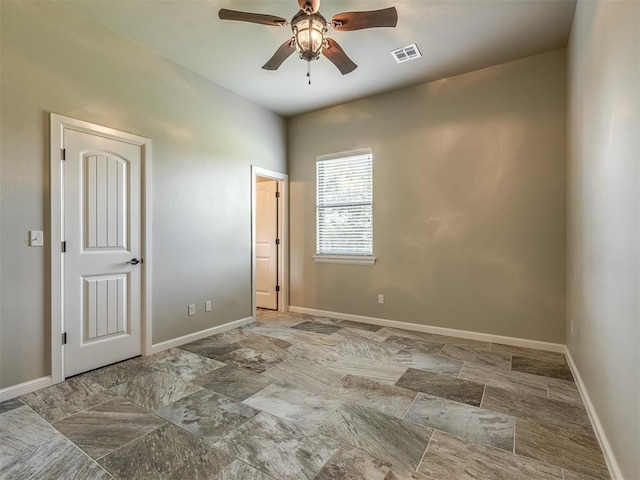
[0, 1, 286, 388]
[289, 50, 567, 343]
[567, 1, 639, 478]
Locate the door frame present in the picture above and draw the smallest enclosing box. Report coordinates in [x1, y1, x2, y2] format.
[49, 113, 153, 384]
[251, 166, 288, 318]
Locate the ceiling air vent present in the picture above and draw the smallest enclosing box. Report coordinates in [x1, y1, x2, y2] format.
[391, 43, 422, 63]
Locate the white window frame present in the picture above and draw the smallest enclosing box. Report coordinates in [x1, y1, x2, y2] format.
[314, 148, 376, 265]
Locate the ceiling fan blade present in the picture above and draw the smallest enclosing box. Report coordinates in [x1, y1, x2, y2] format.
[298, 0, 320, 14]
[262, 39, 297, 70]
[322, 38, 357, 75]
[331, 7, 398, 31]
[218, 9, 288, 27]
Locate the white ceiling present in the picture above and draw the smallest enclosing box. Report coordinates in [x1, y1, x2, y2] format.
[56, 0, 576, 117]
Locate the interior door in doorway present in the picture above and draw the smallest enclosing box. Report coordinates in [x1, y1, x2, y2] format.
[256, 179, 278, 309]
[63, 128, 143, 377]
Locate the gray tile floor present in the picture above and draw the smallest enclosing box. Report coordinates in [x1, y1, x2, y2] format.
[0, 310, 610, 479]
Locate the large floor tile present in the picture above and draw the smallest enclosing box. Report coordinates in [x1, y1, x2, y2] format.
[0, 397, 24, 414]
[213, 459, 275, 479]
[482, 387, 593, 436]
[440, 345, 512, 370]
[84, 357, 156, 389]
[265, 356, 344, 387]
[215, 412, 340, 480]
[384, 335, 444, 355]
[396, 368, 485, 407]
[251, 325, 344, 348]
[427, 334, 492, 352]
[255, 310, 304, 327]
[179, 336, 240, 359]
[1, 434, 112, 480]
[0, 405, 63, 464]
[20, 376, 115, 423]
[263, 364, 343, 398]
[515, 419, 610, 480]
[217, 345, 287, 373]
[99, 423, 232, 479]
[243, 382, 344, 432]
[376, 327, 434, 342]
[336, 320, 384, 332]
[459, 362, 548, 397]
[419, 430, 563, 480]
[149, 348, 225, 382]
[155, 389, 259, 444]
[336, 338, 401, 361]
[281, 342, 344, 367]
[562, 469, 609, 480]
[113, 370, 201, 412]
[392, 349, 463, 376]
[292, 321, 343, 335]
[489, 344, 566, 364]
[329, 355, 407, 385]
[317, 403, 433, 471]
[333, 327, 386, 344]
[335, 374, 417, 418]
[405, 393, 515, 451]
[236, 335, 292, 352]
[316, 445, 435, 480]
[192, 364, 274, 401]
[546, 377, 583, 405]
[53, 397, 165, 459]
[511, 355, 574, 382]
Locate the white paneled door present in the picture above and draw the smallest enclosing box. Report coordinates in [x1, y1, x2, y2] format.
[256, 179, 278, 310]
[63, 128, 143, 376]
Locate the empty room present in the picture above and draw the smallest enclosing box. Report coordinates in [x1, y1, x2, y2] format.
[0, 0, 638, 479]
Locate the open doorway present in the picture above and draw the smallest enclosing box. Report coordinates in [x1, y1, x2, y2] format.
[251, 167, 288, 318]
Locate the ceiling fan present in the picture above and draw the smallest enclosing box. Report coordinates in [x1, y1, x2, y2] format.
[218, 0, 398, 78]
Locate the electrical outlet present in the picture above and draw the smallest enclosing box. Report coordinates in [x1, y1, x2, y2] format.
[378, 294, 384, 304]
[205, 300, 212, 312]
[188, 304, 196, 316]
[570, 320, 574, 335]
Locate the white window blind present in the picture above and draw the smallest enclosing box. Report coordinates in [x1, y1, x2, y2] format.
[316, 150, 373, 256]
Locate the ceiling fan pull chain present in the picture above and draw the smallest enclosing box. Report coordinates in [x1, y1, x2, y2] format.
[307, 61, 311, 85]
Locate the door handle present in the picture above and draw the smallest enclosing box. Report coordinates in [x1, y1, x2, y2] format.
[126, 258, 143, 265]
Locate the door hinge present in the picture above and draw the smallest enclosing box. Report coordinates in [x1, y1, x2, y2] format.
[62, 332, 67, 345]
[275, 285, 280, 292]
[61, 148, 66, 161]
[275, 238, 280, 245]
[275, 191, 280, 198]
[61, 241, 66, 253]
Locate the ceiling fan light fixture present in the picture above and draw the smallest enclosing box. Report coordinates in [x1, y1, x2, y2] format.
[292, 12, 327, 61]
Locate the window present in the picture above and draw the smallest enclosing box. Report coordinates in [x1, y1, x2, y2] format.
[315, 149, 375, 265]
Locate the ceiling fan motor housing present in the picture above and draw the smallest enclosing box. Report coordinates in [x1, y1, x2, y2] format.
[291, 11, 327, 61]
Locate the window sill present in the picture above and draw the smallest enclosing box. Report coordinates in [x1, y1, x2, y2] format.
[313, 255, 376, 265]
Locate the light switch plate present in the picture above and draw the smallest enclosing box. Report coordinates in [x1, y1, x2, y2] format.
[29, 230, 44, 247]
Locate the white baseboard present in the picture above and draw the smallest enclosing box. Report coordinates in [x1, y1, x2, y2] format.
[289, 306, 565, 353]
[0, 376, 53, 402]
[149, 316, 255, 355]
[564, 349, 623, 480]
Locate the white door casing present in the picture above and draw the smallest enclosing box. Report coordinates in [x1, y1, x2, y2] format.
[256, 179, 278, 309]
[50, 114, 152, 382]
[251, 166, 288, 318]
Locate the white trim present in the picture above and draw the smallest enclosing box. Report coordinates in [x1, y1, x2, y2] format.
[0, 376, 53, 402]
[564, 349, 622, 480]
[313, 255, 376, 265]
[149, 317, 254, 354]
[289, 306, 566, 353]
[317, 147, 373, 162]
[49, 113, 153, 383]
[251, 166, 289, 318]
